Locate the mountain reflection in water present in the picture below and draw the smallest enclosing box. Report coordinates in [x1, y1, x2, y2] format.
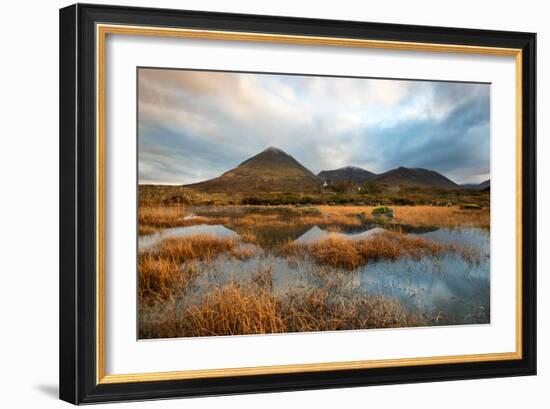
[138, 222, 489, 326]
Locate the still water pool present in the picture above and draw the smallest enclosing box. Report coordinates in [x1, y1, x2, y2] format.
[139, 222, 490, 326]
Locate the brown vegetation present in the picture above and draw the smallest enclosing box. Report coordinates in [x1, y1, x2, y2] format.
[227, 210, 362, 228]
[155, 234, 239, 263]
[137, 202, 487, 338]
[139, 204, 489, 235]
[138, 234, 257, 304]
[239, 231, 258, 244]
[139, 206, 186, 228]
[138, 224, 158, 236]
[316, 205, 489, 229]
[138, 206, 229, 233]
[138, 253, 200, 306]
[139, 183, 490, 208]
[281, 231, 450, 269]
[139, 280, 423, 339]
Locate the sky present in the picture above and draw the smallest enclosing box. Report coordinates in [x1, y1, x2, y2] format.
[138, 68, 490, 185]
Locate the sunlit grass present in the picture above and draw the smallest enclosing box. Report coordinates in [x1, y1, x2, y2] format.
[155, 234, 238, 262]
[238, 232, 258, 244]
[138, 253, 200, 305]
[139, 204, 489, 233]
[139, 280, 423, 339]
[316, 205, 489, 229]
[281, 231, 479, 270]
[138, 234, 257, 303]
[138, 206, 229, 232]
[137, 203, 488, 338]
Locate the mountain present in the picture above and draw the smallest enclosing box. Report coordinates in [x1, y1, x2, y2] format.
[184, 147, 321, 193]
[318, 166, 377, 184]
[373, 166, 459, 189]
[461, 179, 490, 190]
[183, 148, 466, 193]
[479, 179, 490, 190]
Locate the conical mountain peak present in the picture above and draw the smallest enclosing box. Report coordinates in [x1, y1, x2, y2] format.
[185, 147, 320, 193]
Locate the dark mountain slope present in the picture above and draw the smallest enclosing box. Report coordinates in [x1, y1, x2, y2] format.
[318, 166, 377, 184]
[184, 147, 321, 193]
[373, 166, 458, 189]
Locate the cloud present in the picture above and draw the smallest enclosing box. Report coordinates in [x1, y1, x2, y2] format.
[138, 68, 490, 185]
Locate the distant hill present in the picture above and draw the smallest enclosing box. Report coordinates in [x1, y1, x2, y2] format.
[184, 147, 321, 193]
[183, 148, 465, 193]
[479, 179, 490, 190]
[318, 166, 376, 184]
[461, 179, 490, 190]
[373, 167, 459, 189]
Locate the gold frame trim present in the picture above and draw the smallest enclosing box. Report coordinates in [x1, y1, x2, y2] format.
[96, 23, 523, 385]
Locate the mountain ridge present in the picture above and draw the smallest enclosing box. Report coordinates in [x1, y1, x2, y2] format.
[318, 166, 377, 184]
[461, 179, 490, 190]
[372, 166, 459, 189]
[184, 147, 464, 193]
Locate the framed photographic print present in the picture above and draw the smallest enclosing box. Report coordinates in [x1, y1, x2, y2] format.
[59, 3, 536, 404]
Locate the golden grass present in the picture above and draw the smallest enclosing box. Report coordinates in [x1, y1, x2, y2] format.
[139, 281, 423, 338]
[138, 254, 200, 305]
[231, 205, 487, 229]
[282, 290, 421, 332]
[178, 283, 286, 337]
[316, 205, 489, 229]
[138, 234, 258, 304]
[137, 204, 487, 338]
[139, 206, 229, 231]
[281, 231, 470, 270]
[239, 231, 258, 244]
[139, 206, 186, 227]
[231, 213, 288, 227]
[391, 206, 489, 229]
[297, 213, 362, 226]
[140, 205, 488, 234]
[138, 224, 158, 236]
[224, 208, 361, 228]
[156, 234, 238, 262]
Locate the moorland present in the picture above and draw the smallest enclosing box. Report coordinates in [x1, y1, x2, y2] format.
[138, 147, 490, 339]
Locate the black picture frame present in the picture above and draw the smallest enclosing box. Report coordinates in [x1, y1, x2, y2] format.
[59, 3, 536, 404]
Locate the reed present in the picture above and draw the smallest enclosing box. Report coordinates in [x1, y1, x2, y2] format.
[138, 253, 200, 305]
[139, 280, 423, 338]
[138, 234, 258, 304]
[139, 206, 186, 227]
[316, 205, 489, 228]
[138, 224, 158, 236]
[281, 231, 452, 269]
[153, 234, 240, 263]
[139, 206, 229, 231]
[239, 231, 258, 244]
[225, 209, 361, 228]
[230, 213, 287, 227]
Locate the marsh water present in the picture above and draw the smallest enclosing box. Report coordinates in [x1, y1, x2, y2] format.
[139, 207, 490, 327]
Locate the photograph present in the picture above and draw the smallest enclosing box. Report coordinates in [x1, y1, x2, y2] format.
[137, 68, 491, 339]
[54, 2, 537, 405]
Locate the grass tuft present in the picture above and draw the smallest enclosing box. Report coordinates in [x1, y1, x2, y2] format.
[281, 231, 472, 270]
[139, 281, 423, 338]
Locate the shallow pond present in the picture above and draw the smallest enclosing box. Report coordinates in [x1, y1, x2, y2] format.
[139, 218, 490, 327]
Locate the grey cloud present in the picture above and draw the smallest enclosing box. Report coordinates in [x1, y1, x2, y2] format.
[350, 84, 490, 183]
[138, 68, 490, 185]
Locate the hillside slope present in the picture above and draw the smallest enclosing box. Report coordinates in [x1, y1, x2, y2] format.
[373, 167, 458, 189]
[184, 147, 321, 193]
[318, 166, 376, 184]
